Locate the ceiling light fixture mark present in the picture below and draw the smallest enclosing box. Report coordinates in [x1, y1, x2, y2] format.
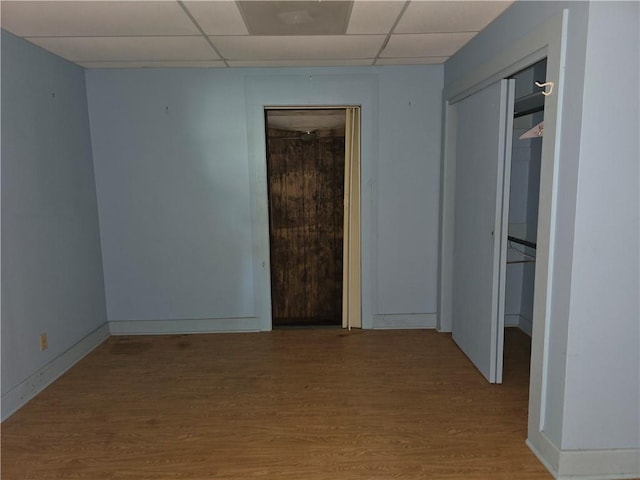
[237, 1, 351, 36]
[277, 9, 314, 26]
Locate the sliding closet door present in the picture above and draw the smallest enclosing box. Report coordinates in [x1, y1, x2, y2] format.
[451, 79, 514, 383]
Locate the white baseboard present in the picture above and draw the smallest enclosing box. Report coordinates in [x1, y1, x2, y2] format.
[504, 314, 532, 336]
[519, 315, 533, 336]
[527, 433, 640, 480]
[505, 313, 521, 327]
[108, 317, 261, 335]
[1, 323, 110, 421]
[557, 448, 640, 480]
[372, 313, 437, 329]
[527, 432, 563, 479]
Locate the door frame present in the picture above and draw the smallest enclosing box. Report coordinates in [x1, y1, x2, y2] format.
[244, 71, 377, 333]
[263, 107, 356, 328]
[245, 75, 377, 333]
[437, 10, 568, 469]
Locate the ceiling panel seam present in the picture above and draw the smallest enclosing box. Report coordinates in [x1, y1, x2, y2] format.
[178, 0, 228, 66]
[373, 0, 410, 66]
[234, 0, 251, 36]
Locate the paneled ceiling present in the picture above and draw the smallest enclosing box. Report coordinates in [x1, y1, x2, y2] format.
[1, 1, 513, 69]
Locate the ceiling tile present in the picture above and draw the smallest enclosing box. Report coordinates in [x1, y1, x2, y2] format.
[346, 1, 405, 34]
[1, 1, 199, 37]
[381, 33, 477, 58]
[237, 1, 352, 35]
[1, 0, 512, 69]
[210, 35, 386, 60]
[375, 57, 449, 66]
[395, 1, 513, 34]
[26, 36, 219, 62]
[227, 59, 374, 67]
[78, 60, 227, 69]
[182, 1, 249, 35]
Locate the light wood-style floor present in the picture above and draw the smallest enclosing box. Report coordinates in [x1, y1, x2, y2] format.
[2, 328, 551, 479]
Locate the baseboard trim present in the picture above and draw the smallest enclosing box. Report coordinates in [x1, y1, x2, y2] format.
[504, 314, 533, 336]
[505, 313, 521, 327]
[372, 313, 437, 329]
[527, 433, 562, 479]
[108, 317, 261, 335]
[557, 448, 640, 480]
[519, 316, 533, 336]
[1, 323, 110, 421]
[527, 433, 640, 480]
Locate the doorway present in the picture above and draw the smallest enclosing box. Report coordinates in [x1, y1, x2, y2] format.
[265, 109, 347, 327]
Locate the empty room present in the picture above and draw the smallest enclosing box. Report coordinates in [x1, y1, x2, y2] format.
[1, 1, 638, 479]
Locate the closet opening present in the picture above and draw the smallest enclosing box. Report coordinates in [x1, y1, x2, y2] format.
[449, 57, 548, 384]
[264, 108, 360, 328]
[503, 59, 547, 364]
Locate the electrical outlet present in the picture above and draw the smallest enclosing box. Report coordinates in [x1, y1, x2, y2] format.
[39, 333, 48, 351]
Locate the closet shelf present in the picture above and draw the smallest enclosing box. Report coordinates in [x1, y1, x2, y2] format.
[507, 245, 536, 264]
[508, 235, 536, 249]
[514, 91, 545, 118]
[506, 238, 536, 265]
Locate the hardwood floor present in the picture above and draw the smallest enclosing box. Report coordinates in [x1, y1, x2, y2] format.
[1, 328, 551, 479]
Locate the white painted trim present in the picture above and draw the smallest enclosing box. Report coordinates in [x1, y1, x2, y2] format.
[108, 318, 260, 335]
[504, 314, 521, 327]
[557, 448, 640, 480]
[527, 435, 561, 479]
[1, 323, 110, 421]
[529, 9, 569, 458]
[437, 101, 456, 333]
[372, 313, 437, 329]
[494, 79, 516, 384]
[245, 83, 274, 333]
[519, 315, 533, 337]
[527, 436, 640, 480]
[447, 45, 547, 105]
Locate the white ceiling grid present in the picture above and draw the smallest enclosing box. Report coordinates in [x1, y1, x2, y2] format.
[0, 1, 513, 69]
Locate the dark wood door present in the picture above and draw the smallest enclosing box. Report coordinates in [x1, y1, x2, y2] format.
[266, 128, 345, 326]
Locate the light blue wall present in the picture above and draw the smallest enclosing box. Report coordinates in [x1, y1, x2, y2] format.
[1, 32, 107, 399]
[562, 1, 640, 450]
[86, 69, 255, 322]
[85, 65, 443, 328]
[377, 69, 441, 316]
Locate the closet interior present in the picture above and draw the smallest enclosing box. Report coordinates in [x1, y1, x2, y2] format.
[504, 59, 547, 338]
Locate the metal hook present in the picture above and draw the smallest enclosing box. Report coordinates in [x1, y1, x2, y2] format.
[535, 81, 554, 96]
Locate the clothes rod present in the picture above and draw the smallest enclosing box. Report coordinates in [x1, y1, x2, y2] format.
[508, 236, 537, 249]
[514, 106, 544, 119]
